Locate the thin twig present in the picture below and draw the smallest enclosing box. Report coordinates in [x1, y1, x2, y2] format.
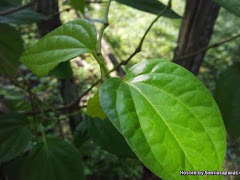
[109, 0, 172, 74]
[174, 33, 240, 61]
[0, 0, 37, 16]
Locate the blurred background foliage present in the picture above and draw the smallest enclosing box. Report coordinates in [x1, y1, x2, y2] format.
[1, 0, 240, 179]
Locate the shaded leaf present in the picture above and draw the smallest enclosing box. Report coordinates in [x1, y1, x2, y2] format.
[215, 63, 240, 139]
[87, 91, 106, 120]
[50, 61, 74, 79]
[0, 113, 32, 163]
[20, 138, 85, 180]
[100, 59, 226, 179]
[211, 0, 240, 17]
[20, 19, 97, 77]
[0, 23, 24, 76]
[88, 116, 136, 158]
[73, 118, 90, 148]
[115, 0, 180, 19]
[69, 0, 85, 13]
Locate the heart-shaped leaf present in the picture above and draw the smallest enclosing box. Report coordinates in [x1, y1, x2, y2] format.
[20, 138, 85, 180]
[100, 59, 226, 179]
[20, 19, 97, 77]
[211, 0, 240, 17]
[0, 113, 32, 163]
[215, 63, 240, 139]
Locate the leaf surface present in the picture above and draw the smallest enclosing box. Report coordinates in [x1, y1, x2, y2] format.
[88, 117, 136, 158]
[20, 19, 97, 77]
[87, 91, 106, 120]
[20, 138, 85, 180]
[100, 59, 226, 179]
[0, 113, 32, 163]
[215, 64, 240, 139]
[69, 0, 85, 13]
[211, 0, 240, 17]
[73, 118, 90, 148]
[0, 23, 24, 76]
[115, 0, 181, 19]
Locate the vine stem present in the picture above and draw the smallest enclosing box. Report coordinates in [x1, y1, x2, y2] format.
[93, 0, 112, 79]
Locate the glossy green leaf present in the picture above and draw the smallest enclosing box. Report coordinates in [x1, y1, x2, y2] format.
[87, 91, 106, 120]
[20, 138, 85, 180]
[100, 59, 226, 179]
[0, 23, 24, 76]
[115, 0, 181, 19]
[0, 113, 32, 163]
[88, 116, 136, 158]
[20, 19, 97, 77]
[73, 118, 90, 148]
[211, 0, 240, 17]
[215, 64, 240, 139]
[69, 0, 85, 13]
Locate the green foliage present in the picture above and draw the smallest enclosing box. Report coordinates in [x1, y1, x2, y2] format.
[0, 0, 45, 25]
[50, 61, 74, 79]
[0, 114, 32, 163]
[73, 118, 90, 148]
[100, 59, 226, 179]
[87, 91, 106, 119]
[20, 19, 97, 77]
[115, 0, 181, 19]
[215, 63, 240, 140]
[211, 0, 240, 17]
[0, 23, 24, 76]
[20, 138, 85, 180]
[69, 0, 85, 13]
[88, 116, 136, 158]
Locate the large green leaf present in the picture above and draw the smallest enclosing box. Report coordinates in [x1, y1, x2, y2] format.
[20, 138, 85, 180]
[20, 19, 97, 77]
[115, 0, 181, 19]
[211, 0, 240, 17]
[100, 59, 226, 179]
[215, 64, 240, 139]
[88, 117, 136, 158]
[0, 23, 24, 76]
[0, 113, 32, 163]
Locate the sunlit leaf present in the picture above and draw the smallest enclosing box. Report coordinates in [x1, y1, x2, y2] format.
[20, 19, 97, 77]
[100, 59, 226, 179]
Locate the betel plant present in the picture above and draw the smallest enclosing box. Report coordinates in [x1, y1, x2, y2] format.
[4, 0, 240, 179]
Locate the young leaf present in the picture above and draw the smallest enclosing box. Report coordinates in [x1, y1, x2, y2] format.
[20, 138, 85, 180]
[211, 0, 240, 17]
[88, 116, 136, 158]
[87, 91, 106, 120]
[115, 0, 181, 19]
[20, 19, 97, 77]
[215, 64, 240, 139]
[100, 59, 226, 179]
[69, 0, 85, 13]
[0, 23, 24, 76]
[0, 114, 32, 163]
